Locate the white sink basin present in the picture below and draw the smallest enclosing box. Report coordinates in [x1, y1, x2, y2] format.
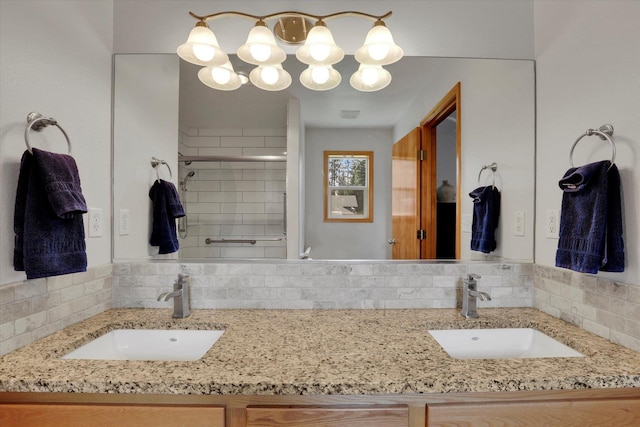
[428, 328, 584, 359]
[62, 329, 224, 361]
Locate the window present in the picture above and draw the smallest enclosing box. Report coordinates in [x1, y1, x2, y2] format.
[324, 151, 373, 222]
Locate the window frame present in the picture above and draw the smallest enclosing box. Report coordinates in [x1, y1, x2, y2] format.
[323, 150, 374, 223]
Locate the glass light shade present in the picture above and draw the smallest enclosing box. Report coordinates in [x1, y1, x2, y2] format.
[249, 64, 292, 91]
[177, 25, 229, 67]
[237, 24, 286, 65]
[350, 64, 391, 92]
[295, 24, 344, 65]
[354, 23, 403, 66]
[300, 65, 341, 91]
[198, 62, 242, 91]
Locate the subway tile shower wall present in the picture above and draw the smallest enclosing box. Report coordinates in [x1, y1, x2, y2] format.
[112, 261, 533, 310]
[178, 127, 287, 260]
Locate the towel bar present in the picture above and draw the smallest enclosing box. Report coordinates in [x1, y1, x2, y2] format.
[24, 112, 71, 154]
[205, 238, 283, 245]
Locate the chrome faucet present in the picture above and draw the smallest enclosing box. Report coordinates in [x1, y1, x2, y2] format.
[461, 273, 491, 319]
[157, 274, 191, 318]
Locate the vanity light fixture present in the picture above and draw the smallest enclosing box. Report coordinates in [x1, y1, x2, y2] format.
[177, 10, 403, 92]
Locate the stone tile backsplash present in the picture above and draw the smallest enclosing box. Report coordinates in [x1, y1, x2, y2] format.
[112, 260, 533, 310]
[3, 260, 639, 356]
[0, 264, 112, 356]
[534, 264, 640, 352]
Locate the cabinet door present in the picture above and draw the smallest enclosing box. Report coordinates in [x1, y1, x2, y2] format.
[427, 398, 640, 426]
[0, 403, 225, 427]
[246, 405, 409, 427]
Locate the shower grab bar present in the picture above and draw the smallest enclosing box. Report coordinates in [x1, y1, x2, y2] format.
[283, 192, 287, 236]
[205, 238, 283, 245]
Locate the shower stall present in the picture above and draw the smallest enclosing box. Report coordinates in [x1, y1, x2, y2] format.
[177, 156, 287, 260]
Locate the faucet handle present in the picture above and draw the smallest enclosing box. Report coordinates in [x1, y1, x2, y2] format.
[467, 273, 481, 281]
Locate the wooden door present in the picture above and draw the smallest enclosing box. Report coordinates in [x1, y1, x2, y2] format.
[391, 128, 421, 259]
[420, 83, 461, 259]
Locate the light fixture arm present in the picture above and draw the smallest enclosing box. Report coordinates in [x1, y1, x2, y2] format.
[189, 10, 393, 24]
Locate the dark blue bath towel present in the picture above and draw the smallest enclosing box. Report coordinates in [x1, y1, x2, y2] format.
[14, 148, 87, 279]
[469, 186, 501, 253]
[556, 160, 624, 274]
[149, 179, 185, 254]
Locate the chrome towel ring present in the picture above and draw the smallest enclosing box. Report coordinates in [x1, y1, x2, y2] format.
[24, 112, 72, 154]
[569, 124, 615, 170]
[150, 157, 173, 182]
[478, 162, 498, 188]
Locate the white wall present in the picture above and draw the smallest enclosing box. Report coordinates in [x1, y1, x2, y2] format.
[0, 0, 113, 286]
[287, 98, 303, 260]
[112, 54, 179, 260]
[112, 0, 534, 59]
[305, 128, 392, 259]
[534, 0, 640, 285]
[394, 58, 536, 262]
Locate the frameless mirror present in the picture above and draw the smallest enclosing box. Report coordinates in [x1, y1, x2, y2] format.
[112, 54, 535, 262]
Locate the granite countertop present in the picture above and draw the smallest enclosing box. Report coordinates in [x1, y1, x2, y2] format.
[1, 308, 639, 395]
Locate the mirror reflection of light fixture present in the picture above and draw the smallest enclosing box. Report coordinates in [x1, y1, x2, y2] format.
[177, 10, 402, 92]
[198, 61, 243, 91]
[300, 64, 341, 91]
[350, 64, 392, 92]
[249, 64, 292, 91]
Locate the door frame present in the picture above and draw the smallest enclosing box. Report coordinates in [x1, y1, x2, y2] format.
[420, 82, 461, 259]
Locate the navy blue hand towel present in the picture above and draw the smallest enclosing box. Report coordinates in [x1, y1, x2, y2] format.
[149, 179, 185, 254]
[14, 148, 88, 279]
[556, 160, 624, 274]
[469, 186, 501, 253]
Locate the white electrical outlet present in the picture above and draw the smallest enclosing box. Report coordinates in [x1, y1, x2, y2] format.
[119, 209, 130, 236]
[88, 208, 103, 237]
[462, 214, 473, 233]
[514, 211, 525, 236]
[546, 209, 560, 238]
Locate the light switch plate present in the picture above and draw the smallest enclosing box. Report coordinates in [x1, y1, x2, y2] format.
[88, 208, 103, 237]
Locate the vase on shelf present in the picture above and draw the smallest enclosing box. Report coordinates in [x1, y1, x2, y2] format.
[437, 180, 455, 202]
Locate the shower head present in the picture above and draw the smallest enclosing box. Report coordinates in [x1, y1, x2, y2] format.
[178, 152, 192, 166]
[181, 171, 196, 191]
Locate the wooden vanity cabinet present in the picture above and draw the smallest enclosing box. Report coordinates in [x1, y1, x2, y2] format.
[2, 389, 639, 427]
[0, 402, 225, 427]
[426, 393, 640, 426]
[245, 405, 409, 427]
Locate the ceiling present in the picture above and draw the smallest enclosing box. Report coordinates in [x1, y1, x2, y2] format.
[178, 55, 431, 130]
